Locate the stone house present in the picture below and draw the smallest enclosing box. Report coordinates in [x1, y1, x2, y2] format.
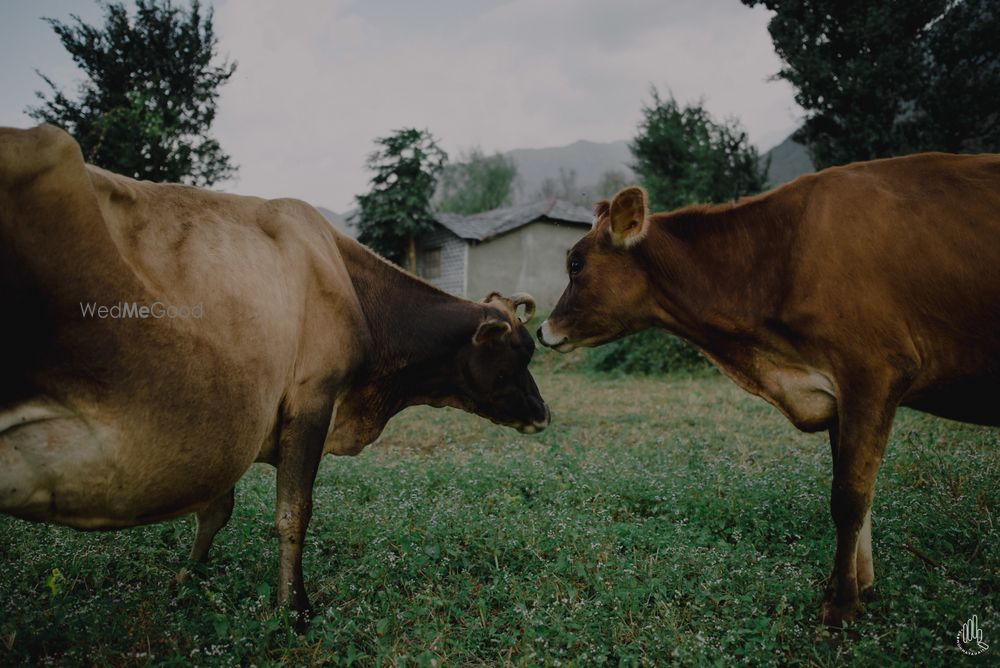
[415, 199, 593, 308]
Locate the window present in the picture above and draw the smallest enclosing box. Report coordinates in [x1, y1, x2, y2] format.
[422, 247, 442, 279]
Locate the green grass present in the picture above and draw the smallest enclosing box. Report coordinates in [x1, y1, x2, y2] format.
[1, 363, 997, 666]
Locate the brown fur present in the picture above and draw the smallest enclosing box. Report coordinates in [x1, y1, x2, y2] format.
[541, 153, 1000, 626]
[0, 124, 548, 620]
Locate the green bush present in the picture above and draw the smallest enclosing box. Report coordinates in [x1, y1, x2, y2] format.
[585, 328, 711, 375]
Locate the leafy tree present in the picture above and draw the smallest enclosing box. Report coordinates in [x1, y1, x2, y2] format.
[743, 0, 1000, 168]
[533, 168, 587, 206]
[590, 90, 766, 376]
[437, 148, 517, 214]
[533, 169, 630, 208]
[28, 0, 237, 186]
[534, 175, 558, 201]
[630, 88, 768, 212]
[355, 128, 447, 271]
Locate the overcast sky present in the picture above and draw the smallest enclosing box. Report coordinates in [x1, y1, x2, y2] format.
[1, 0, 801, 211]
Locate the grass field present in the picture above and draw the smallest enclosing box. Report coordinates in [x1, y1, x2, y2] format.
[1, 360, 998, 666]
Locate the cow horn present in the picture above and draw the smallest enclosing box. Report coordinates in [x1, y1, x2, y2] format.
[509, 292, 536, 323]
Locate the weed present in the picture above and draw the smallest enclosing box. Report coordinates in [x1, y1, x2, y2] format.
[1, 371, 996, 666]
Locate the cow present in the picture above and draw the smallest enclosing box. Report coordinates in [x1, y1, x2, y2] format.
[538, 154, 1000, 627]
[0, 124, 549, 620]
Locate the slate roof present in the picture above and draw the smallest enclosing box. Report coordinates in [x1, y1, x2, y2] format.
[434, 199, 593, 242]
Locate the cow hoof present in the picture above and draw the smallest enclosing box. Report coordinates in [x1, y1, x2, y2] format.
[820, 600, 860, 628]
[859, 585, 875, 603]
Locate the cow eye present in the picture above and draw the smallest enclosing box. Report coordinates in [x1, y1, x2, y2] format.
[569, 255, 584, 276]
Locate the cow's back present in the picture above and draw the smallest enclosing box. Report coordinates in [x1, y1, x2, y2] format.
[787, 153, 1000, 420]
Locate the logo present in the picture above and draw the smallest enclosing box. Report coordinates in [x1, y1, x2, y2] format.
[957, 614, 989, 656]
[79, 301, 203, 319]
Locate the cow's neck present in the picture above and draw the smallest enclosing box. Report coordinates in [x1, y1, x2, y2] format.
[638, 199, 796, 353]
[337, 236, 482, 375]
[328, 236, 485, 451]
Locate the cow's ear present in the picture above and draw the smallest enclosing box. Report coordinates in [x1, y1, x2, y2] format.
[593, 199, 611, 225]
[473, 318, 511, 345]
[608, 186, 649, 248]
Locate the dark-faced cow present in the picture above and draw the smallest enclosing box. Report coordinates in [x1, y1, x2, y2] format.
[0, 124, 548, 619]
[539, 154, 1000, 626]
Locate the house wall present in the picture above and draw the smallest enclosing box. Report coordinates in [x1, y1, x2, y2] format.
[466, 221, 588, 309]
[416, 225, 467, 296]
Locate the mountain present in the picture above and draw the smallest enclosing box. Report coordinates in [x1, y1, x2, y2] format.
[762, 134, 813, 187]
[502, 135, 815, 201]
[315, 133, 814, 228]
[503, 139, 636, 203]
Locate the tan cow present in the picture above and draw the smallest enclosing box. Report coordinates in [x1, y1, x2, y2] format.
[0, 124, 548, 619]
[538, 154, 1000, 626]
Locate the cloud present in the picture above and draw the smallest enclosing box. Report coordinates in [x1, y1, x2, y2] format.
[211, 0, 800, 210]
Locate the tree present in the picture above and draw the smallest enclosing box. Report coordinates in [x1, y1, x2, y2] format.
[533, 169, 630, 208]
[436, 148, 517, 214]
[594, 169, 629, 199]
[532, 168, 588, 206]
[28, 0, 237, 186]
[630, 88, 768, 212]
[355, 128, 447, 271]
[593, 89, 766, 375]
[742, 0, 1000, 168]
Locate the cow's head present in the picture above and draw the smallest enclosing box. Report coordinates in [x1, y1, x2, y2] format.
[538, 186, 656, 352]
[454, 292, 549, 433]
[326, 291, 548, 455]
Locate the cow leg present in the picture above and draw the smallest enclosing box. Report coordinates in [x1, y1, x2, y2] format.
[273, 408, 329, 622]
[177, 487, 236, 583]
[856, 508, 874, 599]
[825, 424, 875, 602]
[821, 382, 897, 627]
[824, 422, 840, 602]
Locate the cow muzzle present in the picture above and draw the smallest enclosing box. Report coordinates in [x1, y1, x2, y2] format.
[537, 320, 577, 352]
[518, 403, 550, 434]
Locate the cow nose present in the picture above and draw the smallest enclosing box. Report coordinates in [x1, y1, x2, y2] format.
[537, 320, 566, 347]
[532, 401, 550, 430]
[518, 399, 549, 434]
[539, 403, 551, 427]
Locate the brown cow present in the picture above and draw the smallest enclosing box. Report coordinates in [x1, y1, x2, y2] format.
[538, 154, 1000, 626]
[0, 124, 548, 620]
